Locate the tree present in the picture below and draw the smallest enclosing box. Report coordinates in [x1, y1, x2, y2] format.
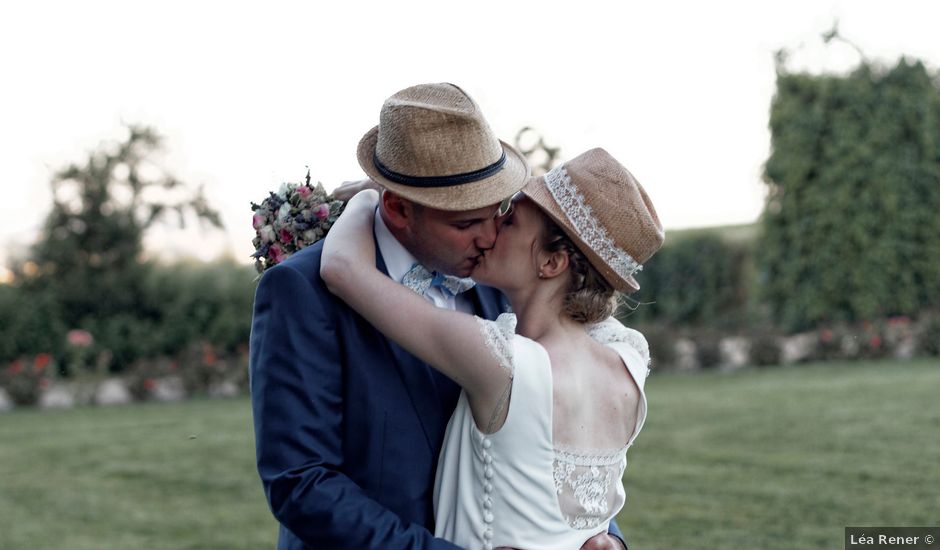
[20, 125, 223, 371]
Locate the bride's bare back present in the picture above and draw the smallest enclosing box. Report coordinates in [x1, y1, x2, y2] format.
[544, 332, 641, 451]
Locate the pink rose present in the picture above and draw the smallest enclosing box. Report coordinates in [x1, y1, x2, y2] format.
[279, 228, 292, 244]
[315, 203, 330, 220]
[67, 329, 94, 348]
[296, 185, 312, 199]
[269, 244, 288, 264]
[252, 213, 266, 230]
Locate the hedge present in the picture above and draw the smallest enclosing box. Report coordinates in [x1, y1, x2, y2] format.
[759, 59, 940, 331]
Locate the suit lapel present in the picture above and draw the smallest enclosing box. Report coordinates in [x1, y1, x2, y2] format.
[469, 283, 508, 321]
[373, 233, 445, 454]
[383, 337, 446, 453]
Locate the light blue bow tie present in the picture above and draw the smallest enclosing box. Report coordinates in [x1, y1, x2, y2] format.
[402, 263, 476, 298]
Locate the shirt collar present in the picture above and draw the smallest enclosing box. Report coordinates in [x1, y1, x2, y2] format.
[374, 210, 420, 284]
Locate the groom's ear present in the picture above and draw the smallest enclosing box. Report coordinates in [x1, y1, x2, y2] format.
[381, 191, 417, 230]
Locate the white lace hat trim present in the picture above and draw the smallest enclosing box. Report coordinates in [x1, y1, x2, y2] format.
[544, 165, 643, 279]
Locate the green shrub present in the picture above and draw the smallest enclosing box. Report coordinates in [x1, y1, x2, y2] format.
[125, 357, 176, 401]
[0, 355, 52, 406]
[0, 259, 255, 375]
[0, 285, 66, 364]
[638, 325, 676, 371]
[919, 313, 940, 356]
[759, 59, 940, 331]
[626, 232, 754, 330]
[750, 333, 782, 367]
[140, 260, 256, 359]
[694, 335, 722, 369]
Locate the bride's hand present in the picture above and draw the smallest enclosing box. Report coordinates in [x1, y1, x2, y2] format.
[321, 189, 380, 292]
[331, 178, 381, 201]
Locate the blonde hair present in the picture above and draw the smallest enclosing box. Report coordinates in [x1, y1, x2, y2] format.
[540, 217, 619, 324]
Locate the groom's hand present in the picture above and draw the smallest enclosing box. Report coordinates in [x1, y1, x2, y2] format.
[580, 532, 627, 550]
[332, 178, 381, 201]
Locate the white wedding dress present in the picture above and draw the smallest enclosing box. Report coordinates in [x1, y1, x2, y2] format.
[433, 313, 650, 550]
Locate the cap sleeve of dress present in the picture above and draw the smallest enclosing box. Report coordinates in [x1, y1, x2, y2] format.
[475, 312, 518, 376]
[587, 318, 651, 386]
[587, 318, 649, 361]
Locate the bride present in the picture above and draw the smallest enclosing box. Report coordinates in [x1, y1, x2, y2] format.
[321, 148, 663, 550]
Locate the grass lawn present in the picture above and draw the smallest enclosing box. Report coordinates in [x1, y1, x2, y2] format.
[1, 358, 937, 549]
[0, 398, 277, 549]
[619, 358, 940, 549]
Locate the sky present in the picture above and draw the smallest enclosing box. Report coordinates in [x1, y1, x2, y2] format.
[1, 0, 938, 274]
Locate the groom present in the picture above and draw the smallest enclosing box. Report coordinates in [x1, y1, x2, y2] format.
[250, 83, 628, 549]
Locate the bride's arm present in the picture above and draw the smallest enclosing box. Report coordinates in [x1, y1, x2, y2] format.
[321, 191, 510, 427]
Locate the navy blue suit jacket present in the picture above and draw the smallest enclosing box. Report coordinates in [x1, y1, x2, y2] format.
[250, 240, 625, 549]
[250, 240, 510, 549]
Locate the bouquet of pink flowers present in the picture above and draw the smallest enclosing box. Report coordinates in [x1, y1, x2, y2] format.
[251, 169, 345, 273]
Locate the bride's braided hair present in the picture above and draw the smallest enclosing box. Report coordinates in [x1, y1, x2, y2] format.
[540, 217, 619, 324]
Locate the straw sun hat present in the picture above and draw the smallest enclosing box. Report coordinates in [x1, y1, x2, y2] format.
[357, 83, 530, 211]
[521, 148, 665, 293]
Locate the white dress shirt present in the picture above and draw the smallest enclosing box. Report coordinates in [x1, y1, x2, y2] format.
[374, 212, 473, 313]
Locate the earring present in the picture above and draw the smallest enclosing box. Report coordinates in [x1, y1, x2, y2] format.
[537, 272, 545, 279]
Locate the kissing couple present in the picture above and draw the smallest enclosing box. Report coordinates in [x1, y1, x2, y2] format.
[250, 83, 664, 549]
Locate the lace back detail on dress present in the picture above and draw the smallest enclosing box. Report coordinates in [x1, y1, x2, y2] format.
[552, 446, 627, 530]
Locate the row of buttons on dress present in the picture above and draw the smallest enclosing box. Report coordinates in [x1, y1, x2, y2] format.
[481, 435, 494, 550]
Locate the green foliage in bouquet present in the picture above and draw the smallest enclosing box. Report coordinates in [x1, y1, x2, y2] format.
[250, 169, 345, 273]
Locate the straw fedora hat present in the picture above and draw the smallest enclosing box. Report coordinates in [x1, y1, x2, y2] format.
[522, 148, 664, 293]
[357, 83, 530, 211]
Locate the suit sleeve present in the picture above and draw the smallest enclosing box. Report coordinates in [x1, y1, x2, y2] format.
[250, 263, 461, 549]
[608, 518, 628, 549]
